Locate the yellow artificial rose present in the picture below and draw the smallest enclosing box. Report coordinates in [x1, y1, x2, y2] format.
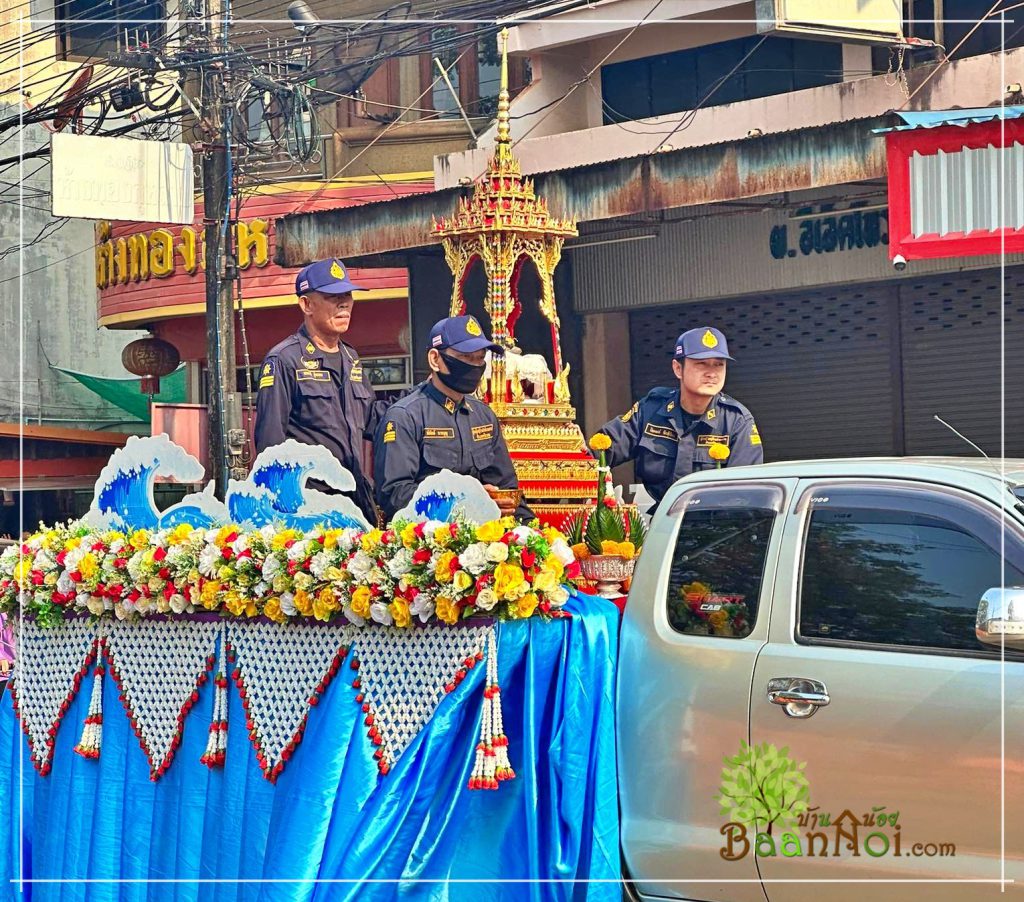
[263, 596, 286, 624]
[324, 566, 345, 582]
[452, 569, 473, 593]
[499, 516, 517, 530]
[13, 559, 31, 584]
[708, 442, 730, 462]
[475, 521, 504, 543]
[271, 529, 299, 551]
[129, 530, 150, 551]
[360, 529, 384, 553]
[44, 571, 57, 587]
[313, 588, 337, 622]
[401, 523, 418, 548]
[350, 586, 372, 619]
[532, 569, 559, 594]
[493, 562, 526, 600]
[542, 555, 565, 578]
[389, 598, 411, 628]
[293, 572, 312, 591]
[168, 523, 194, 545]
[433, 525, 452, 547]
[322, 529, 342, 550]
[588, 433, 612, 452]
[245, 600, 258, 618]
[188, 568, 201, 583]
[294, 588, 314, 617]
[435, 552, 457, 584]
[515, 592, 539, 619]
[214, 525, 240, 547]
[224, 591, 247, 617]
[435, 596, 460, 624]
[65, 537, 82, 551]
[200, 580, 221, 610]
[542, 527, 565, 546]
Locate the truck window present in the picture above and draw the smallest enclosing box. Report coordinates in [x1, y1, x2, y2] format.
[665, 485, 783, 638]
[799, 486, 1024, 653]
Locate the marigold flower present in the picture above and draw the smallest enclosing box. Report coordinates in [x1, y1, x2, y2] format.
[199, 580, 221, 611]
[588, 433, 612, 452]
[433, 525, 453, 547]
[570, 542, 590, 560]
[708, 442, 730, 461]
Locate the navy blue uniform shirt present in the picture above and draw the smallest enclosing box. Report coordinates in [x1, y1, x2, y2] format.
[254, 324, 383, 520]
[373, 381, 531, 521]
[599, 388, 763, 505]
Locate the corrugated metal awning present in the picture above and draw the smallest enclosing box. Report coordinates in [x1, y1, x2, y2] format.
[873, 106, 1024, 134]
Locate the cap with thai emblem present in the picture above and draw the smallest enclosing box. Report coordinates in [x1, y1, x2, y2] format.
[673, 326, 734, 360]
[295, 258, 365, 296]
[428, 315, 504, 354]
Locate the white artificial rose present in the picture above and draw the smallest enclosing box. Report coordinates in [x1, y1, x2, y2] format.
[113, 601, 129, 620]
[486, 542, 509, 564]
[262, 554, 281, 580]
[310, 551, 330, 579]
[279, 592, 297, 616]
[57, 571, 75, 596]
[475, 588, 499, 611]
[155, 596, 171, 614]
[387, 548, 414, 579]
[409, 594, 435, 623]
[231, 535, 250, 555]
[342, 603, 366, 627]
[548, 586, 570, 607]
[551, 538, 576, 566]
[260, 524, 277, 544]
[198, 544, 221, 577]
[511, 526, 535, 544]
[169, 594, 188, 614]
[86, 596, 105, 616]
[458, 543, 490, 576]
[286, 540, 308, 562]
[347, 551, 373, 580]
[370, 602, 393, 626]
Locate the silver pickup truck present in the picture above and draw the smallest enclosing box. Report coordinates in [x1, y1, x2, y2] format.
[619, 458, 1023, 902]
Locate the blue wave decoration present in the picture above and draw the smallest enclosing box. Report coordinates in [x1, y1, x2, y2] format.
[414, 491, 459, 521]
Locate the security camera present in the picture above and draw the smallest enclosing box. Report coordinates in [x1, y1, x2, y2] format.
[893, 254, 907, 272]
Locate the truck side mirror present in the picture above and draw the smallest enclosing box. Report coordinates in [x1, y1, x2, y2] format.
[976, 587, 1024, 650]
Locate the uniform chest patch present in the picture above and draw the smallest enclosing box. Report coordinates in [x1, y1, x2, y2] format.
[301, 358, 320, 370]
[259, 360, 275, 389]
[383, 422, 396, 444]
[296, 369, 331, 382]
[349, 360, 363, 383]
[423, 427, 455, 440]
[472, 424, 494, 442]
[644, 423, 678, 442]
[696, 434, 730, 447]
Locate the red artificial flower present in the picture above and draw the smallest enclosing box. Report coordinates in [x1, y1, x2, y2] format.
[223, 531, 239, 545]
[284, 539, 295, 549]
[69, 571, 82, 583]
[158, 567, 170, 580]
[237, 549, 252, 560]
[475, 574, 492, 591]
[412, 548, 431, 565]
[449, 555, 460, 575]
[286, 560, 298, 575]
[30, 571, 44, 586]
[564, 560, 582, 580]
[520, 550, 536, 569]
[382, 530, 396, 544]
[163, 584, 175, 600]
[91, 542, 105, 553]
[152, 547, 167, 562]
[108, 584, 122, 598]
[449, 523, 459, 538]
[221, 547, 233, 560]
[21, 544, 31, 555]
[114, 558, 127, 569]
[127, 589, 141, 603]
[413, 522, 427, 539]
[500, 533, 513, 545]
[602, 496, 616, 509]
[56, 551, 67, 566]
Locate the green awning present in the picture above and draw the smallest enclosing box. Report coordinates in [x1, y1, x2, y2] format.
[52, 366, 187, 421]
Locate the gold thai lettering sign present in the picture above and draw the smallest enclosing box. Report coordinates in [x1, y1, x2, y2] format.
[95, 219, 270, 289]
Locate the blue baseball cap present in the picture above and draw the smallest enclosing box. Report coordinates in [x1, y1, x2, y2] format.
[429, 315, 504, 355]
[295, 259, 365, 296]
[674, 327, 734, 360]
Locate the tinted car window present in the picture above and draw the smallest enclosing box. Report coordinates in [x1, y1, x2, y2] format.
[665, 486, 782, 638]
[800, 487, 1024, 652]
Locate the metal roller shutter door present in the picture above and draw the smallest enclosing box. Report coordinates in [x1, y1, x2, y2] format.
[900, 269, 1024, 457]
[628, 286, 899, 461]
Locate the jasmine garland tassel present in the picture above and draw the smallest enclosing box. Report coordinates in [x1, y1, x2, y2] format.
[73, 639, 105, 760]
[200, 639, 228, 768]
[468, 630, 513, 790]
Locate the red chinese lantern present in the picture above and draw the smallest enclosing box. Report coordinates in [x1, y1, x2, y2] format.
[122, 337, 180, 396]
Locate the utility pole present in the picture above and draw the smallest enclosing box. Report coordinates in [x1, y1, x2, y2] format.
[197, 0, 243, 497]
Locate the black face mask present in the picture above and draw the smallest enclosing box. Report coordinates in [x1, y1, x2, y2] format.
[436, 352, 486, 395]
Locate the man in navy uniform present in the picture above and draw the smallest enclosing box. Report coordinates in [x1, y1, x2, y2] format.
[597, 326, 763, 508]
[254, 258, 380, 521]
[373, 315, 531, 522]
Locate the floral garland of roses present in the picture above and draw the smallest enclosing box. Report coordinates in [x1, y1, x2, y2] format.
[0, 518, 583, 629]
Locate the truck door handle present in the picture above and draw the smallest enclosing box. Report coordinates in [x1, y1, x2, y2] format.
[767, 678, 830, 718]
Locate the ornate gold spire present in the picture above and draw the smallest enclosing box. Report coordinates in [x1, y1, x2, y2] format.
[495, 27, 512, 162]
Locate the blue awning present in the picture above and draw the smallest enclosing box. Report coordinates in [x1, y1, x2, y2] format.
[873, 106, 1024, 133]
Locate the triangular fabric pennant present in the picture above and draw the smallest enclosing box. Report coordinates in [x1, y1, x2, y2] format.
[9, 616, 98, 773]
[226, 620, 355, 782]
[104, 618, 221, 779]
[353, 624, 492, 772]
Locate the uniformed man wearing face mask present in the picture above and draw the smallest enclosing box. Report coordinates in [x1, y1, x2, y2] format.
[254, 258, 381, 521]
[372, 315, 532, 522]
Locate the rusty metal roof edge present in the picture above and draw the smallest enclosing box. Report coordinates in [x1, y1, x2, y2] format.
[275, 114, 897, 267]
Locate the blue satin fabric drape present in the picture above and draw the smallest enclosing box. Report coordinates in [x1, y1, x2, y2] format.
[0, 593, 620, 902]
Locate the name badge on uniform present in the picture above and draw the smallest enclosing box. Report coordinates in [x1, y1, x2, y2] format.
[644, 423, 678, 442]
[696, 434, 730, 447]
[383, 422, 396, 444]
[296, 369, 331, 382]
[349, 360, 363, 383]
[472, 424, 494, 442]
[423, 427, 455, 440]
